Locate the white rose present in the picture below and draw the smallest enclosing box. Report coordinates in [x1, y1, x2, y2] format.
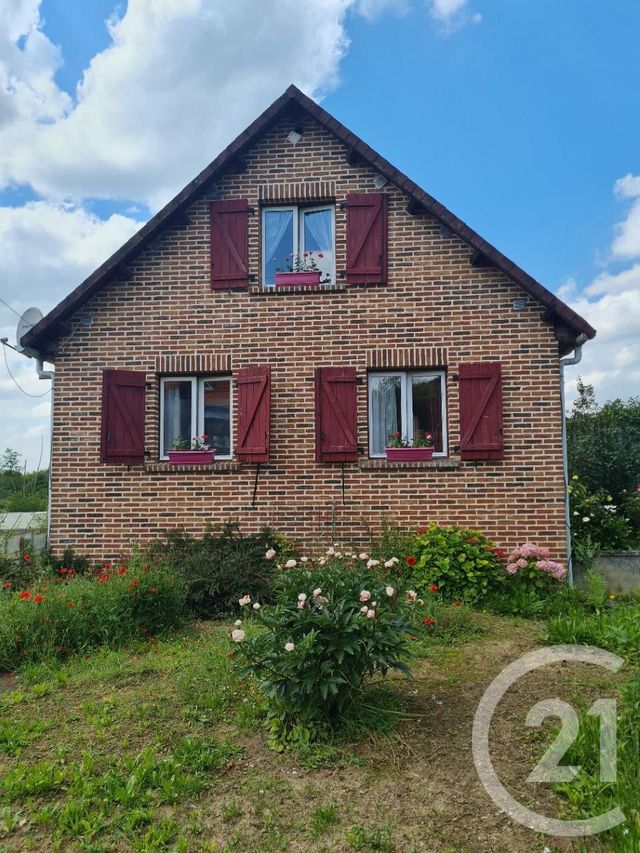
[358, 553, 369, 561]
[326, 546, 336, 556]
[231, 629, 245, 643]
[238, 595, 251, 606]
[360, 605, 369, 613]
[252, 602, 261, 610]
[406, 590, 418, 603]
[285, 642, 295, 652]
[359, 590, 371, 602]
[582, 517, 591, 523]
[285, 559, 297, 568]
[300, 556, 308, 563]
[385, 586, 395, 597]
[391, 557, 399, 565]
[384, 560, 394, 569]
[366, 609, 376, 620]
[298, 593, 307, 601]
[366, 559, 380, 569]
[318, 557, 326, 565]
[234, 619, 242, 627]
[265, 548, 276, 560]
[312, 588, 322, 597]
[372, 601, 377, 607]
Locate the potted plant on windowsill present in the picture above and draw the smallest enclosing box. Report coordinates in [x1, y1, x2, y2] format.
[385, 431, 434, 462]
[167, 435, 216, 465]
[275, 251, 324, 287]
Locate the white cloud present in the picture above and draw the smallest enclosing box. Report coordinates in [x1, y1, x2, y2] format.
[427, 0, 480, 29]
[354, 0, 412, 18]
[562, 175, 640, 407]
[1, 0, 356, 208]
[611, 172, 640, 260]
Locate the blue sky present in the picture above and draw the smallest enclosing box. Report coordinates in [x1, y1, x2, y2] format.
[1, 0, 639, 468]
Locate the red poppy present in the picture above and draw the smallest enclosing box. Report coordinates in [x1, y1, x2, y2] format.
[33, 595, 44, 603]
[453, 601, 462, 607]
[410, 635, 417, 641]
[417, 526, 427, 535]
[116, 567, 128, 576]
[22, 554, 30, 562]
[149, 587, 157, 593]
[103, 563, 112, 570]
[68, 569, 76, 577]
[406, 556, 417, 566]
[18, 591, 32, 600]
[422, 617, 435, 626]
[3, 581, 11, 588]
[67, 601, 75, 607]
[467, 537, 478, 545]
[59, 567, 68, 574]
[97, 574, 109, 583]
[428, 584, 439, 593]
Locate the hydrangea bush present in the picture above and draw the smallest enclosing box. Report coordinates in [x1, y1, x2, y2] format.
[228, 547, 418, 747]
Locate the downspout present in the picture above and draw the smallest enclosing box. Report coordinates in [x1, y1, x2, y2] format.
[560, 334, 587, 585]
[36, 359, 55, 544]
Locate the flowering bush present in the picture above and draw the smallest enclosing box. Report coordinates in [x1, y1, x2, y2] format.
[506, 542, 566, 586]
[0, 557, 186, 669]
[386, 430, 433, 448]
[408, 524, 506, 603]
[569, 476, 633, 554]
[228, 549, 416, 747]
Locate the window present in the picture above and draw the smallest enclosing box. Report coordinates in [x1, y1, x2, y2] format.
[368, 371, 447, 458]
[262, 205, 335, 286]
[160, 376, 232, 459]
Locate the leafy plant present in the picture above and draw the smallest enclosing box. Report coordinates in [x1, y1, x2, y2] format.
[145, 522, 287, 617]
[229, 552, 416, 748]
[408, 524, 506, 603]
[569, 476, 632, 553]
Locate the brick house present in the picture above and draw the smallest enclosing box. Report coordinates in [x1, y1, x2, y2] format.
[21, 85, 595, 561]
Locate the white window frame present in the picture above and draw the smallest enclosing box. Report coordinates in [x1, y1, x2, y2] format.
[367, 370, 447, 458]
[160, 375, 233, 460]
[262, 204, 335, 286]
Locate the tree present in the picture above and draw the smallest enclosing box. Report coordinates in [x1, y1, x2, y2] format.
[0, 448, 48, 511]
[567, 380, 640, 499]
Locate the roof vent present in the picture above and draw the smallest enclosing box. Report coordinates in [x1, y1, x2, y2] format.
[372, 173, 388, 189]
[287, 128, 302, 145]
[512, 298, 526, 311]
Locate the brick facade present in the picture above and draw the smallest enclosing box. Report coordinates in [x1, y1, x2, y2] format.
[48, 111, 570, 561]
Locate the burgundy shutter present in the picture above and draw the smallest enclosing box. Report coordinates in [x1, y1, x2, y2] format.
[101, 369, 146, 464]
[459, 362, 504, 460]
[210, 199, 249, 290]
[345, 193, 387, 284]
[236, 366, 271, 462]
[315, 367, 358, 462]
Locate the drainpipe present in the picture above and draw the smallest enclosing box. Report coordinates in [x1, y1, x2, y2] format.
[35, 359, 55, 544]
[560, 334, 588, 585]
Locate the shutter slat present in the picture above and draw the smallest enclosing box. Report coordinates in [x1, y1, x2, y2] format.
[459, 362, 504, 460]
[346, 193, 387, 285]
[236, 366, 271, 462]
[101, 369, 146, 464]
[315, 367, 358, 462]
[210, 199, 249, 290]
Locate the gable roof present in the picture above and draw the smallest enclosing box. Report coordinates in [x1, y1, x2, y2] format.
[22, 84, 596, 353]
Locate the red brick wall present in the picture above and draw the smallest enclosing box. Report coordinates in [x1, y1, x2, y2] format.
[49, 114, 567, 561]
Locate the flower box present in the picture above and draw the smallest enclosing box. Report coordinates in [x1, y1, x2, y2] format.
[275, 271, 321, 287]
[167, 449, 216, 465]
[385, 446, 434, 462]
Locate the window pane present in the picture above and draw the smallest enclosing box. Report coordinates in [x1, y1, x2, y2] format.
[203, 380, 231, 456]
[369, 375, 402, 456]
[264, 209, 294, 285]
[411, 376, 443, 452]
[163, 381, 192, 453]
[303, 208, 333, 283]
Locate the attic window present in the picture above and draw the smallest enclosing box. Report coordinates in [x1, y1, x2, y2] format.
[262, 205, 335, 286]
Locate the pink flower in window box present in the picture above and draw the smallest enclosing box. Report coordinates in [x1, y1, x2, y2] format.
[167, 434, 216, 464]
[385, 430, 434, 461]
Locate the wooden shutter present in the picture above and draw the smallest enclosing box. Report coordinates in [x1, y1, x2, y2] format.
[345, 193, 387, 284]
[101, 370, 146, 464]
[315, 367, 358, 462]
[236, 366, 271, 462]
[459, 362, 504, 460]
[210, 199, 249, 290]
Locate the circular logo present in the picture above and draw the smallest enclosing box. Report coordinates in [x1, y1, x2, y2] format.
[472, 644, 625, 837]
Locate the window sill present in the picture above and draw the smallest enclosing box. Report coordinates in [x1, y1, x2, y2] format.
[249, 284, 347, 296]
[145, 461, 240, 474]
[359, 458, 460, 470]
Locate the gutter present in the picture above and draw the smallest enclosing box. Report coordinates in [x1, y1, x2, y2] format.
[35, 359, 55, 544]
[560, 334, 588, 585]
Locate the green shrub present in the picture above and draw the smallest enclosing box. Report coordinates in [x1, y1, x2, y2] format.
[408, 524, 506, 603]
[569, 477, 632, 552]
[0, 557, 186, 670]
[145, 522, 287, 617]
[229, 552, 415, 748]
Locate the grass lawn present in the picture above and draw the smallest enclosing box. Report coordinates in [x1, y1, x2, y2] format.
[0, 609, 622, 852]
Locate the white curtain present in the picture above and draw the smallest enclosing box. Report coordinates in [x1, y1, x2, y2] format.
[370, 376, 400, 455]
[265, 210, 293, 269]
[304, 209, 333, 282]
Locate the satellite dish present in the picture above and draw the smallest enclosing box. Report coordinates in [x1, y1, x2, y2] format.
[15, 307, 43, 356]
